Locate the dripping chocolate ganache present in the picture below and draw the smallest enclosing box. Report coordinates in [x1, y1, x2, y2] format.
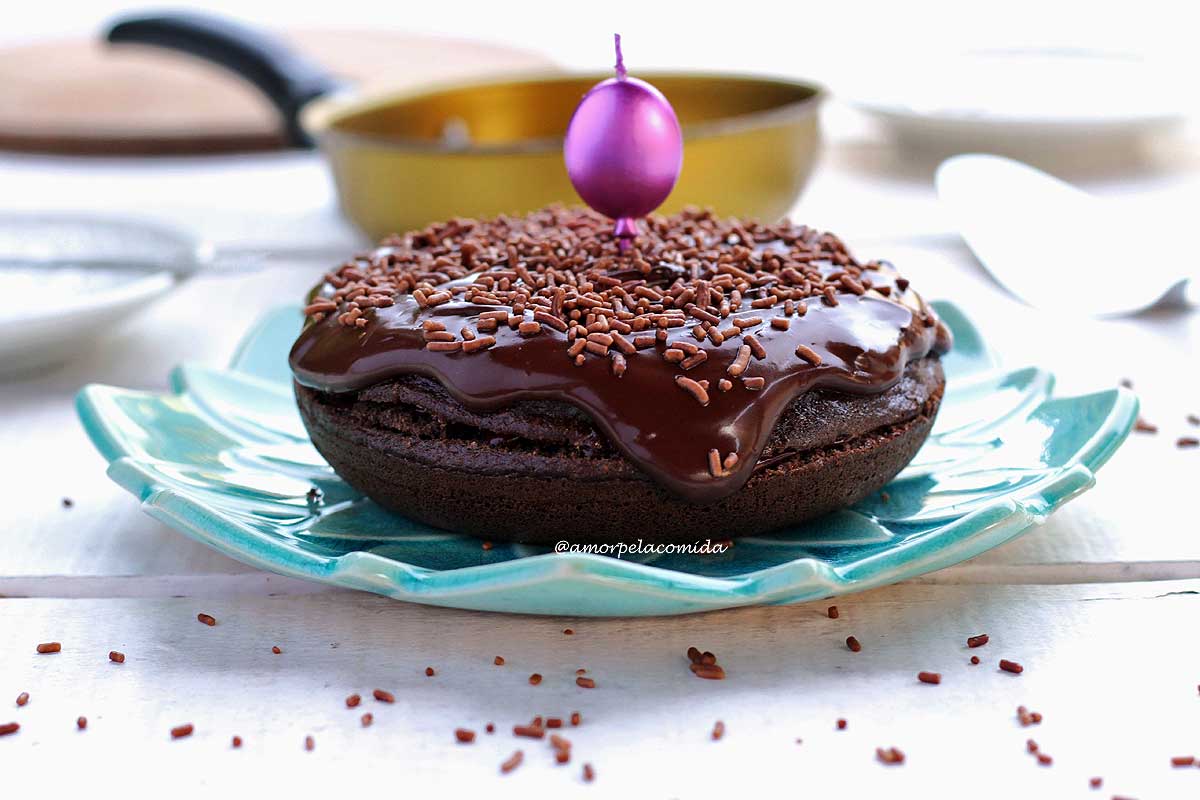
[290, 207, 951, 543]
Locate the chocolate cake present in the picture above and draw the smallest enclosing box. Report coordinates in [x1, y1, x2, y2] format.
[290, 207, 951, 543]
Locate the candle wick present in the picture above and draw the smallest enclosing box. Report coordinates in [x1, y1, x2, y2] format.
[614, 33, 626, 80]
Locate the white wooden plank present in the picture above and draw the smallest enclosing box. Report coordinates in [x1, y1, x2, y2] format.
[1, 582, 1198, 797]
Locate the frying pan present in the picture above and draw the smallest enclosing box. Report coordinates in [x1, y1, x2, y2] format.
[107, 12, 825, 240]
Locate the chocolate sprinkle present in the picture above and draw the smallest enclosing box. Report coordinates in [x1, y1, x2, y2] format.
[1135, 417, 1158, 434]
[1000, 659, 1024, 674]
[500, 750, 524, 774]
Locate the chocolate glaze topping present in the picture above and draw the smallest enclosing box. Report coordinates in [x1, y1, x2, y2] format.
[290, 207, 951, 503]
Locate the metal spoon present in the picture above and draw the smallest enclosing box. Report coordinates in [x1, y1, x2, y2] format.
[935, 154, 1196, 316]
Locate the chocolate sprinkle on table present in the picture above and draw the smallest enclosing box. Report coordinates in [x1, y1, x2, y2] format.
[1134, 418, 1158, 434]
[513, 723, 544, 739]
[109, 651, 125, 663]
[500, 750, 524, 774]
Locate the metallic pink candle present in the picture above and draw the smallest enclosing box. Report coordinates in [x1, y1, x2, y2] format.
[563, 34, 683, 242]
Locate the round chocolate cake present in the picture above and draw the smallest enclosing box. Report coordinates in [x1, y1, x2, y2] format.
[290, 207, 951, 543]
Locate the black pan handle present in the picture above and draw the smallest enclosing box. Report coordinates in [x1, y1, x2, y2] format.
[104, 11, 348, 147]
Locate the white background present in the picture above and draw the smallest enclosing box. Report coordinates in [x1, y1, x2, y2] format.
[5, 0, 1200, 78]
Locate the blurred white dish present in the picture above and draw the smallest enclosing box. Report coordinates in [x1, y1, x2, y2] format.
[845, 48, 1187, 150]
[0, 214, 207, 375]
[936, 154, 1196, 317]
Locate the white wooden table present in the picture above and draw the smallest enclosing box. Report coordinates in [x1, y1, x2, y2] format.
[2, 104, 1199, 797]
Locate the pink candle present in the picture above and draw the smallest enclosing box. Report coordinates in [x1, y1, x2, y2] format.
[563, 34, 684, 243]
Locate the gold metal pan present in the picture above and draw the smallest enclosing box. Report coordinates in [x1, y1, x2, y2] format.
[108, 13, 824, 239]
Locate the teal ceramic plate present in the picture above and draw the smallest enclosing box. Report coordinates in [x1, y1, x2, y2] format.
[77, 301, 1136, 616]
